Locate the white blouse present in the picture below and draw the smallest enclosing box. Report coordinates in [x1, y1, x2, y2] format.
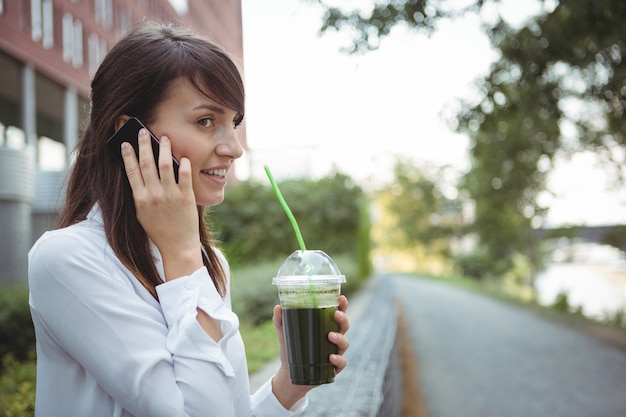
[28, 204, 307, 417]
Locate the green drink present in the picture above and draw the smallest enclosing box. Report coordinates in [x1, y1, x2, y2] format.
[273, 250, 346, 385]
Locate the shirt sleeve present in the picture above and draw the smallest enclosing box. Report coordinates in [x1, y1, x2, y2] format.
[28, 230, 240, 417]
[251, 379, 308, 417]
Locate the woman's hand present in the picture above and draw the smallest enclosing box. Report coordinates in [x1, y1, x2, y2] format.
[121, 129, 203, 279]
[270, 295, 350, 409]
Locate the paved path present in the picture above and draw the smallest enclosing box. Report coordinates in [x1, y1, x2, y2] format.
[393, 273, 626, 417]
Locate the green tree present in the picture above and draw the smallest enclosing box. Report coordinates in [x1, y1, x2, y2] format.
[314, 0, 626, 279]
[372, 158, 461, 274]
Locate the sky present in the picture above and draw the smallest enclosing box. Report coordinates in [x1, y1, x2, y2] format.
[237, 0, 626, 227]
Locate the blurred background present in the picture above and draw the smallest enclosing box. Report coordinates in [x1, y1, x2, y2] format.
[1, 0, 625, 414]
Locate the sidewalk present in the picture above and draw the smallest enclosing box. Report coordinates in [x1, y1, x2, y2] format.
[394, 274, 626, 417]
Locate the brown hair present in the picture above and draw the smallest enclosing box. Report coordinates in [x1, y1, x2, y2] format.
[58, 22, 245, 298]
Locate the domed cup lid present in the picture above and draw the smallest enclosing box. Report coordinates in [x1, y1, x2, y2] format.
[272, 250, 346, 286]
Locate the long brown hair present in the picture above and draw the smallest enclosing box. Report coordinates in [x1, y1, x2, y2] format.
[58, 22, 245, 299]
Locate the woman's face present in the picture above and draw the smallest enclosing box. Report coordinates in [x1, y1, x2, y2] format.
[148, 78, 243, 206]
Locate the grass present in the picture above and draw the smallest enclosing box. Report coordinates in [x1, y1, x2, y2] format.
[239, 320, 280, 374]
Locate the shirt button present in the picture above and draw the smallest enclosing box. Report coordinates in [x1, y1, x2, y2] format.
[199, 297, 209, 306]
[185, 280, 197, 290]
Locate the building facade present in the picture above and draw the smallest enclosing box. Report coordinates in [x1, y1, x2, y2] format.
[0, 0, 244, 284]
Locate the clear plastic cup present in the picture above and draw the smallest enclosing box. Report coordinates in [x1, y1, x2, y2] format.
[273, 250, 346, 385]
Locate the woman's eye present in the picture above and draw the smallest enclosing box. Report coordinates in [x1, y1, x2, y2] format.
[198, 118, 214, 128]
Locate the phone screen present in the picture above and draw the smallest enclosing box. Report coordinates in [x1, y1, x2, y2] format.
[106, 117, 180, 182]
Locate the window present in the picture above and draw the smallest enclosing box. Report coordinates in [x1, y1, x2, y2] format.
[62, 13, 73, 62]
[95, 0, 113, 29]
[119, 10, 132, 35]
[88, 33, 105, 75]
[62, 13, 84, 68]
[31, 0, 42, 41]
[42, 0, 54, 49]
[72, 20, 83, 68]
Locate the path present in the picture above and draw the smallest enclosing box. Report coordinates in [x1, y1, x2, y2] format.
[393, 274, 626, 417]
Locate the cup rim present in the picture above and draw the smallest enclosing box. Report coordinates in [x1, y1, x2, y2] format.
[272, 274, 346, 285]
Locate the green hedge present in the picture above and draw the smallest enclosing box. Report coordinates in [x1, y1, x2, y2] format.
[0, 284, 36, 417]
[0, 284, 34, 362]
[208, 172, 371, 278]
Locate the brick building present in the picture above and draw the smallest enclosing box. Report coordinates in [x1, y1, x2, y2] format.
[0, 0, 245, 284]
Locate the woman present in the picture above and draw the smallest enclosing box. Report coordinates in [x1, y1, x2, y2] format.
[28, 22, 349, 417]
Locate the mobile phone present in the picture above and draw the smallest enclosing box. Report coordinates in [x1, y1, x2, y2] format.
[106, 117, 180, 182]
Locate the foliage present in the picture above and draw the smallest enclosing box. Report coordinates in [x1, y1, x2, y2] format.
[372, 158, 462, 274]
[457, 0, 626, 276]
[601, 225, 626, 252]
[316, 0, 479, 53]
[0, 284, 35, 363]
[208, 172, 371, 279]
[552, 291, 572, 313]
[0, 354, 36, 417]
[454, 250, 493, 280]
[315, 0, 626, 279]
[0, 285, 36, 416]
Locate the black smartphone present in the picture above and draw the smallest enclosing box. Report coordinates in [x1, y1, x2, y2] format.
[106, 117, 180, 182]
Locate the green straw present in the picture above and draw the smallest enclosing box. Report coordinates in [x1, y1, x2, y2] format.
[264, 165, 307, 251]
[264, 165, 318, 307]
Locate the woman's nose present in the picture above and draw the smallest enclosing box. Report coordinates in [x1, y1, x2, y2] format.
[216, 128, 244, 160]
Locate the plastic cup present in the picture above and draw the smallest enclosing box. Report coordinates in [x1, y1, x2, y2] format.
[272, 250, 346, 385]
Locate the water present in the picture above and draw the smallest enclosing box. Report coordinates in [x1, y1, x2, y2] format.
[535, 243, 626, 321]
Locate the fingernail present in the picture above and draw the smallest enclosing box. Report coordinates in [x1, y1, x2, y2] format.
[329, 332, 338, 341]
[139, 128, 147, 136]
[160, 136, 168, 143]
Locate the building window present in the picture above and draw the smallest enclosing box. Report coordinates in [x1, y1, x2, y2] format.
[95, 0, 113, 29]
[62, 13, 83, 68]
[42, 0, 54, 49]
[72, 20, 83, 68]
[31, 0, 42, 41]
[119, 10, 132, 35]
[88, 33, 106, 75]
[62, 13, 73, 62]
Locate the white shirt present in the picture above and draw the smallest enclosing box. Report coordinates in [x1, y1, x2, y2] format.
[28, 204, 307, 417]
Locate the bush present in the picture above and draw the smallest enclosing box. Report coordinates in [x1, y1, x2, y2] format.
[551, 291, 571, 313]
[454, 251, 493, 280]
[0, 284, 35, 362]
[0, 353, 36, 417]
[208, 173, 371, 278]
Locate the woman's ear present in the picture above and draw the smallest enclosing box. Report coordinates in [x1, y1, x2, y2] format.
[114, 115, 132, 132]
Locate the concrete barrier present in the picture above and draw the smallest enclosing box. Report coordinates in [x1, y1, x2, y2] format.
[301, 276, 400, 417]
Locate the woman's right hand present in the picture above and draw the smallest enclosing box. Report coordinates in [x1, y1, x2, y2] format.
[121, 129, 203, 279]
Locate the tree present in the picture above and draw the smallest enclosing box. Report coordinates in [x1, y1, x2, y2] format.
[372, 158, 461, 274]
[314, 0, 626, 278]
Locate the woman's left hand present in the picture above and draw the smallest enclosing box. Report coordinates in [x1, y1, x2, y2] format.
[270, 295, 350, 409]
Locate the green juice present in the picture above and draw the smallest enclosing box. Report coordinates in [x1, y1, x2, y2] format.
[282, 306, 339, 385]
[272, 251, 346, 386]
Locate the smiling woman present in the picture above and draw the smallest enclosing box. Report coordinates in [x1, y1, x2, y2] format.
[27, 21, 351, 417]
